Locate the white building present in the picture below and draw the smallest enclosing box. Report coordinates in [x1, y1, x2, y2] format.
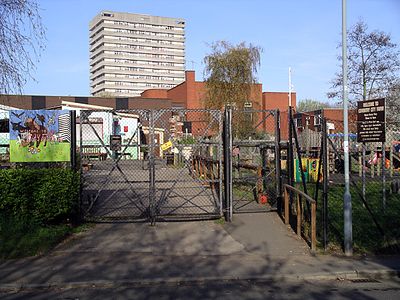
[0, 104, 19, 156]
[89, 11, 186, 97]
[62, 101, 140, 160]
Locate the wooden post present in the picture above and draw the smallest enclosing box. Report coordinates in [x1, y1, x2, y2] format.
[297, 194, 301, 236]
[257, 166, 263, 195]
[390, 145, 393, 177]
[199, 159, 204, 178]
[204, 160, 208, 180]
[377, 146, 381, 177]
[284, 187, 289, 225]
[210, 160, 215, 191]
[311, 202, 316, 251]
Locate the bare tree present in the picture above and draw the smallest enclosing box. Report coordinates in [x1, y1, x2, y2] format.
[203, 41, 261, 137]
[0, 0, 46, 94]
[386, 79, 400, 124]
[328, 20, 400, 105]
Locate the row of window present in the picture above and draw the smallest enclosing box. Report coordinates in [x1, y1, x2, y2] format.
[106, 35, 184, 46]
[90, 35, 185, 49]
[90, 43, 185, 56]
[104, 50, 182, 60]
[104, 58, 184, 67]
[104, 43, 184, 53]
[103, 81, 176, 88]
[102, 65, 184, 75]
[104, 73, 184, 81]
[96, 84, 176, 95]
[91, 42, 185, 55]
[104, 27, 184, 39]
[104, 20, 184, 31]
[295, 115, 322, 127]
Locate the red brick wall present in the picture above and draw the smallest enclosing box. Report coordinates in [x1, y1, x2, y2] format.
[324, 109, 357, 133]
[262, 92, 296, 111]
[0, 95, 33, 109]
[141, 89, 169, 99]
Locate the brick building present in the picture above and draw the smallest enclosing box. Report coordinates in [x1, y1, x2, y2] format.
[294, 108, 357, 134]
[0, 70, 296, 139]
[89, 11, 186, 97]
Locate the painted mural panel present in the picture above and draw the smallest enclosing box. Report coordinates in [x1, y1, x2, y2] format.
[9, 110, 71, 162]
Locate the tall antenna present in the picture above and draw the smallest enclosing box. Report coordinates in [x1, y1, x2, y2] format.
[288, 67, 292, 107]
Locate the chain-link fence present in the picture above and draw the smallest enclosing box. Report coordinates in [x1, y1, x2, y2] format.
[227, 108, 281, 215]
[325, 118, 400, 253]
[287, 107, 400, 253]
[79, 108, 223, 223]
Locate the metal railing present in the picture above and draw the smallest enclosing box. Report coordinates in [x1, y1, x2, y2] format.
[283, 183, 317, 251]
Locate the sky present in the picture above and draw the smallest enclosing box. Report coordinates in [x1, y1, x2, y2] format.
[23, 0, 400, 104]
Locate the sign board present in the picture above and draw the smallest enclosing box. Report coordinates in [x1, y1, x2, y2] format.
[110, 135, 122, 151]
[9, 110, 71, 162]
[357, 98, 385, 143]
[161, 140, 172, 151]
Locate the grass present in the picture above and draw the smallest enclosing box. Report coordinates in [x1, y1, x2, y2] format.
[299, 181, 400, 254]
[327, 182, 400, 254]
[214, 217, 226, 225]
[0, 215, 90, 259]
[9, 140, 70, 162]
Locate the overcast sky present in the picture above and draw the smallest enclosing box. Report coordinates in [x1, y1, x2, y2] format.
[23, 0, 400, 104]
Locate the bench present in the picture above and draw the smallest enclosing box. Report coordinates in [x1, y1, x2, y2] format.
[81, 146, 107, 161]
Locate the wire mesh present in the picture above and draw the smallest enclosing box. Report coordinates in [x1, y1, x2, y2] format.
[79, 108, 223, 222]
[230, 109, 279, 213]
[325, 118, 400, 252]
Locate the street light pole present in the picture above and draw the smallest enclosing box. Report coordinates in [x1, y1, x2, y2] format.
[342, 0, 353, 256]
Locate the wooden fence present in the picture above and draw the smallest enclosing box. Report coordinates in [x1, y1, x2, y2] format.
[283, 184, 317, 251]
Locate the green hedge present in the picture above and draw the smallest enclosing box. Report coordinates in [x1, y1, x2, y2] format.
[0, 169, 80, 225]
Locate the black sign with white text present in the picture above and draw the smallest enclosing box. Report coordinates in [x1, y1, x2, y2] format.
[357, 98, 385, 143]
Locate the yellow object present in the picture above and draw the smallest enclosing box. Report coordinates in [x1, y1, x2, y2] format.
[161, 140, 173, 151]
[294, 158, 309, 183]
[308, 158, 322, 182]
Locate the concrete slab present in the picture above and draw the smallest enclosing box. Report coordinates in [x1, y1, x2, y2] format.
[1, 212, 400, 289]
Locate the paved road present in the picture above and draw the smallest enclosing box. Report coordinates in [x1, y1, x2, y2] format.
[2, 213, 400, 299]
[2, 278, 400, 299]
[82, 160, 220, 220]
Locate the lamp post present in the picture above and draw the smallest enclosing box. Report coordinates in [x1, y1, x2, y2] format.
[342, 0, 353, 256]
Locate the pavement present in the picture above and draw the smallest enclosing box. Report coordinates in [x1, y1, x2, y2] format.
[1, 212, 400, 291]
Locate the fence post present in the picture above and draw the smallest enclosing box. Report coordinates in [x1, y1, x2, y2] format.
[284, 186, 289, 224]
[390, 145, 393, 177]
[311, 202, 316, 251]
[70, 110, 77, 171]
[297, 194, 301, 236]
[224, 106, 233, 222]
[288, 107, 294, 187]
[322, 117, 329, 251]
[382, 141, 386, 212]
[362, 143, 366, 201]
[149, 110, 156, 225]
[79, 110, 84, 220]
[275, 109, 282, 213]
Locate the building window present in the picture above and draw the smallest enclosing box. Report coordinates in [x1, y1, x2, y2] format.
[314, 113, 321, 125]
[294, 114, 303, 128]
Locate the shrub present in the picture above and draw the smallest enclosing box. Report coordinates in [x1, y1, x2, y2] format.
[0, 168, 80, 225]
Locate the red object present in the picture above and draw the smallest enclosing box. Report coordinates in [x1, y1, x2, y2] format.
[259, 194, 268, 204]
[124, 126, 128, 132]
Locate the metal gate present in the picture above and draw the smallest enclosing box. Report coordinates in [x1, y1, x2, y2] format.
[79, 108, 223, 222]
[224, 108, 281, 217]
